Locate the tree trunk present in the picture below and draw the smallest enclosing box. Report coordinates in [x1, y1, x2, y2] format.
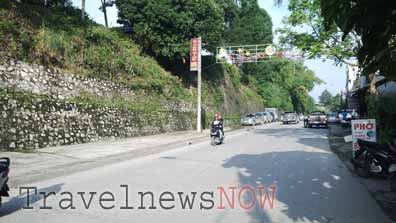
[368, 73, 378, 96]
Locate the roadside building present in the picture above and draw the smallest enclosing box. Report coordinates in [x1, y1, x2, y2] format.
[345, 64, 360, 111]
[347, 71, 396, 141]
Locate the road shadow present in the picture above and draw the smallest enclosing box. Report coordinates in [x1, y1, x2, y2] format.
[0, 183, 63, 217]
[328, 124, 396, 221]
[328, 124, 351, 137]
[254, 127, 330, 152]
[222, 151, 349, 223]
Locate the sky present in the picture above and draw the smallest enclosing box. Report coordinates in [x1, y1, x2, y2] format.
[71, 0, 347, 101]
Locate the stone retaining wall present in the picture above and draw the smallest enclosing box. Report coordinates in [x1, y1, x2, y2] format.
[0, 59, 193, 112]
[0, 91, 195, 150]
[0, 59, 196, 151]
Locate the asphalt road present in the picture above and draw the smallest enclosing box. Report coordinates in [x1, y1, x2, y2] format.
[0, 123, 392, 223]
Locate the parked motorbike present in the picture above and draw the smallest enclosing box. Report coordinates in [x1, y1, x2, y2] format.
[0, 157, 10, 206]
[210, 120, 224, 146]
[351, 139, 396, 191]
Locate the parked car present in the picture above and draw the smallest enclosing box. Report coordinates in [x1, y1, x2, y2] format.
[254, 112, 265, 125]
[241, 114, 256, 126]
[338, 109, 359, 126]
[305, 111, 328, 128]
[267, 112, 275, 122]
[327, 112, 339, 124]
[255, 112, 271, 124]
[265, 108, 279, 121]
[263, 112, 274, 123]
[283, 112, 299, 124]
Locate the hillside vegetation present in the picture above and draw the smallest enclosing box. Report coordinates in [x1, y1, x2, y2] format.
[0, 1, 191, 103]
[115, 0, 321, 113]
[0, 0, 321, 118]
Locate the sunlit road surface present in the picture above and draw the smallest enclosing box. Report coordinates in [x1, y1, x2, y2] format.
[0, 123, 392, 223]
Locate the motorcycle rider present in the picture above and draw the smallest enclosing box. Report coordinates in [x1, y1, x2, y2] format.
[211, 112, 224, 139]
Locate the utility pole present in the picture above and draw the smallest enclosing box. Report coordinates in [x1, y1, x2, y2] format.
[190, 37, 202, 132]
[197, 36, 202, 132]
[103, 4, 109, 28]
[81, 0, 85, 20]
[100, 0, 113, 28]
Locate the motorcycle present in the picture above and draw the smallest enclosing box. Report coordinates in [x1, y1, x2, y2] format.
[210, 120, 224, 146]
[351, 139, 396, 191]
[0, 157, 10, 207]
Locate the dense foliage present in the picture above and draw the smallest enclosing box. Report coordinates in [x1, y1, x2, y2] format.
[0, 1, 191, 100]
[278, 0, 396, 81]
[320, 0, 396, 80]
[277, 0, 396, 141]
[247, 61, 321, 113]
[0, 0, 322, 115]
[115, 0, 320, 113]
[277, 0, 358, 66]
[116, 0, 225, 59]
[225, 0, 273, 45]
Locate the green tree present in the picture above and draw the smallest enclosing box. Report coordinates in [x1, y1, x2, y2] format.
[276, 0, 359, 66]
[304, 96, 317, 113]
[251, 60, 322, 113]
[318, 89, 332, 107]
[221, 0, 319, 113]
[259, 82, 294, 111]
[277, 0, 396, 81]
[320, 0, 396, 80]
[116, 0, 225, 59]
[214, 0, 239, 29]
[226, 0, 273, 44]
[329, 93, 344, 111]
[287, 62, 321, 113]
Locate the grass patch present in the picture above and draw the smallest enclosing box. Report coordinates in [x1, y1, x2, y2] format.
[0, 1, 191, 101]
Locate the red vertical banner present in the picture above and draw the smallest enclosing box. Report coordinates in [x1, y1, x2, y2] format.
[190, 38, 200, 71]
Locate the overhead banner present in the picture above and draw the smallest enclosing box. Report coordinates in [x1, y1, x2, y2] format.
[190, 38, 201, 71]
[215, 44, 304, 65]
[351, 119, 376, 156]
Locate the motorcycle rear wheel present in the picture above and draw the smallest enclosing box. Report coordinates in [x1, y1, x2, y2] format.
[211, 137, 215, 146]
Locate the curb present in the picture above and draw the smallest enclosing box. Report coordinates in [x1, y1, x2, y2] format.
[9, 127, 243, 187]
